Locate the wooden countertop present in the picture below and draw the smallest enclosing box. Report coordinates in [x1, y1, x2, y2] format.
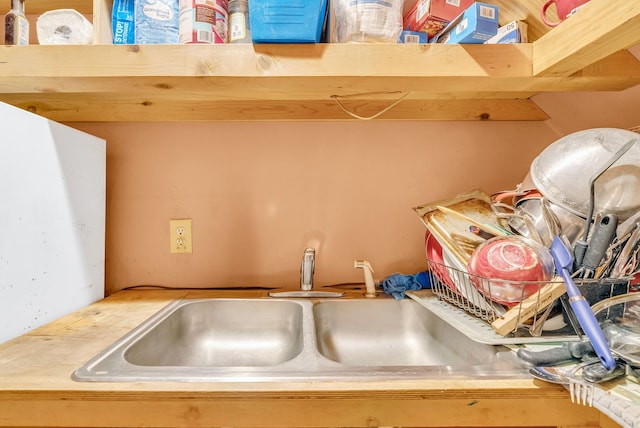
[0, 289, 617, 427]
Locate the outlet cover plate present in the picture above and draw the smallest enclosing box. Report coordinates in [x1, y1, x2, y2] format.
[170, 219, 192, 254]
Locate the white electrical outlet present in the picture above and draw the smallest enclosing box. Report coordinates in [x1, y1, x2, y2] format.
[170, 219, 192, 254]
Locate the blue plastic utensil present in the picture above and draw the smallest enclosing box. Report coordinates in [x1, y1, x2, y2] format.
[550, 236, 617, 371]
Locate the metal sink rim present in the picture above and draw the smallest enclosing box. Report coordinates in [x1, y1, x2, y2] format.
[72, 296, 528, 383]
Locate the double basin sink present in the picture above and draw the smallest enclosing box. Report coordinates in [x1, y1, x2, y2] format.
[73, 296, 525, 382]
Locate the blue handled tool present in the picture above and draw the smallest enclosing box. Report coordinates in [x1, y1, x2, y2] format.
[550, 236, 616, 371]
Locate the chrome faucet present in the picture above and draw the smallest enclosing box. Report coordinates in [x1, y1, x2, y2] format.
[268, 247, 344, 298]
[300, 248, 315, 291]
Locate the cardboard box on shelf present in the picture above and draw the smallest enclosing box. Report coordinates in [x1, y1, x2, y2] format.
[403, 0, 475, 40]
[399, 30, 429, 43]
[484, 20, 528, 44]
[431, 2, 498, 44]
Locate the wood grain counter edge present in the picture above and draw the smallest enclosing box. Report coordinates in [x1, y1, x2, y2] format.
[0, 289, 614, 427]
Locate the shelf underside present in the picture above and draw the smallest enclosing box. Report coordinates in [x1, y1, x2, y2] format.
[1, 43, 639, 121]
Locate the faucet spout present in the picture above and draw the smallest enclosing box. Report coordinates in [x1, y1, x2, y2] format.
[268, 248, 344, 298]
[354, 259, 377, 297]
[300, 248, 315, 291]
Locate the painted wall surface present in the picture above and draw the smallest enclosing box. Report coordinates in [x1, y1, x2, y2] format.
[72, 80, 640, 296]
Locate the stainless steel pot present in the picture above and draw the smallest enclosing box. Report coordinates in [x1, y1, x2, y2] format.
[507, 197, 586, 247]
[529, 128, 640, 221]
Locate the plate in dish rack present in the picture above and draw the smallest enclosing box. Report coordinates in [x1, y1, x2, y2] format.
[441, 245, 506, 316]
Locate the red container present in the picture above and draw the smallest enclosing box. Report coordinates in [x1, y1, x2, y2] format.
[403, 0, 475, 39]
[179, 0, 228, 44]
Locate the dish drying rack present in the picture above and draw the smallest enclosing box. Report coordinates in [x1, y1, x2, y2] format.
[416, 257, 630, 344]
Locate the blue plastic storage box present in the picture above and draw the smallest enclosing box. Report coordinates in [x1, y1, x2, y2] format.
[249, 0, 328, 43]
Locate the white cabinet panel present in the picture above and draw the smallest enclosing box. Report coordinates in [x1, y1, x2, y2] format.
[0, 102, 106, 343]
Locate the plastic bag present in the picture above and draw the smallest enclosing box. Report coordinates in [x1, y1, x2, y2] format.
[112, 0, 135, 44]
[135, 0, 180, 44]
[333, 0, 404, 43]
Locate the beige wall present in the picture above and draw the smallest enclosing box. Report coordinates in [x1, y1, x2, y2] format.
[72, 81, 640, 296]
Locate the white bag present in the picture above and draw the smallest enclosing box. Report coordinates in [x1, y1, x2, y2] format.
[333, 0, 404, 43]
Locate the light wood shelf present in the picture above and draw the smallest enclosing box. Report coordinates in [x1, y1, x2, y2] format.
[20, 0, 93, 15]
[1, 0, 639, 121]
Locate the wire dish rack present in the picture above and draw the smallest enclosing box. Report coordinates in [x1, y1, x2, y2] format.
[425, 256, 631, 340]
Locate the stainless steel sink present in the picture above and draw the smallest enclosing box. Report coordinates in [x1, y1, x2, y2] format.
[313, 300, 498, 366]
[124, 300, 304, 367]
[73, 295, 526, 382]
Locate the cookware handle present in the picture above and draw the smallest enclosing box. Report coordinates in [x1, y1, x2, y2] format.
[560, 268, 616, 371]
[517, 341, 594, 366]
[582, 213, 618, 277]
[541, 0, 560, 27]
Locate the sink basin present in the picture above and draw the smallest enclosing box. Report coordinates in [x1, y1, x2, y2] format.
[313, 300, 497, 366]
[73, 294, 526, 382]
[125, 300, 304, 367]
